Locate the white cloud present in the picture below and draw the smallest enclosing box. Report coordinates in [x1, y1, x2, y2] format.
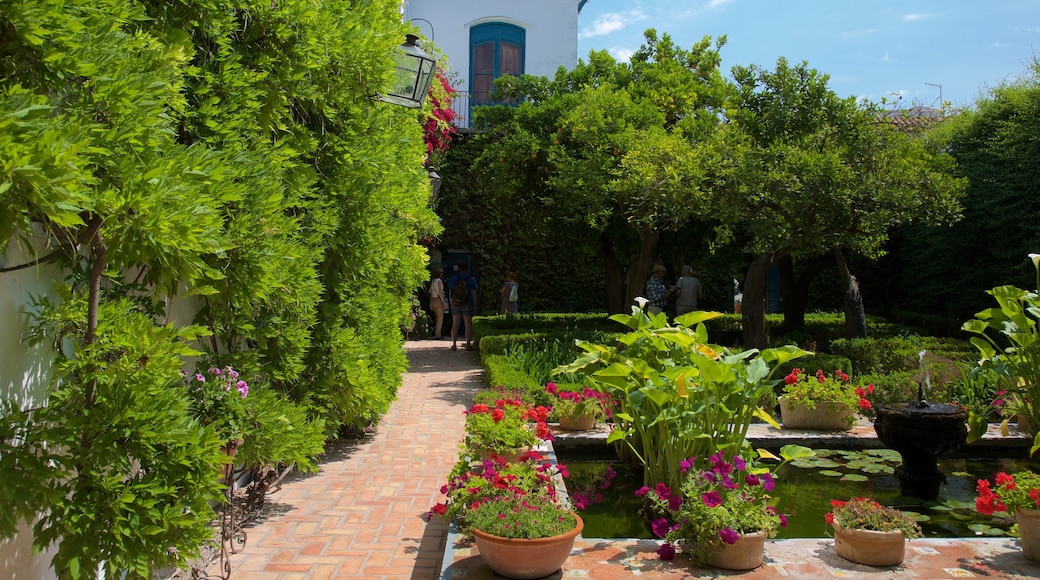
[993, 41, 1008, 48]
[840, 28, 881, 39]
[903, 13, 927, 22]
[882, 51, 892, 62]
[579, 10, 649, 39]
[708, 0, 735, 8]
[1015, 26, 1040, 33]
[609, 47, 636, 63]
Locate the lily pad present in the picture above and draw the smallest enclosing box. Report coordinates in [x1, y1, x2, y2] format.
[841, 473, 868, 482]
[810, 459, 842, 469]
[860, 465, 894, 474]
[819, 470, 844, 477]
[968, 523, 1007, 536]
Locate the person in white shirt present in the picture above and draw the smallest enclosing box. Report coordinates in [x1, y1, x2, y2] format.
[428, 267, 448, 339]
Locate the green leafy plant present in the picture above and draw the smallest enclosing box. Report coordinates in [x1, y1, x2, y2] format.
[463, 397, 552, 454]
[962, 254, 1040, 454]
[826, 498, 923, 537]
[780, 368, 875, 425]
[644, 445, 814, 564]
[556, 307, 810, 492]
[427, 451, 575, 539]
[976, 470, 1040, 515]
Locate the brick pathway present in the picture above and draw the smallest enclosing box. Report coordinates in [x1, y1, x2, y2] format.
[222, 339, 481, 579]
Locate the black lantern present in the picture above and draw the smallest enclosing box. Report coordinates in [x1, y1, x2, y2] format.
[378, 34, 437, 109]
[427, 166, 442, 199]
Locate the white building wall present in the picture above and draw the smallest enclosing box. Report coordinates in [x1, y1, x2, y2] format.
[403, 0, 579, 91]
[0, 232, 61, 579]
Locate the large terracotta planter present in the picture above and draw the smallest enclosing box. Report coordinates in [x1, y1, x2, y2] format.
[832, 522, 906, 566]
[558, 413, 596, 431]
[472, 513, 583, 579]
[1017, 508, 1040, 563]
[708, 530, 766, 571]
[778, 396, 855, 431]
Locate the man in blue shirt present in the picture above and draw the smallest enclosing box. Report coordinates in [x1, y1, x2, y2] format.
[646, 263, 676, 315]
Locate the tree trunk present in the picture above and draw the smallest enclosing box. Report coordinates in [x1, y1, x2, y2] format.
[624, 228, 660, 309]
[599, 231, 627, 315]
[834, 247, 867, 339]
[742, 253, 779, 350]
[780, 253, 837, 329]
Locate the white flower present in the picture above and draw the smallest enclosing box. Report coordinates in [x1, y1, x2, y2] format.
[1029, 253, 1040, 270]
[635, 297, 649, 308]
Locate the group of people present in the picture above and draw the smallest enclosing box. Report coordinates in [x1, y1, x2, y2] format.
[427, 265, 519, 351]
[646, 263, 702, 316]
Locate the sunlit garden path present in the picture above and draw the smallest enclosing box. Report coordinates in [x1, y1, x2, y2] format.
[219, 340, 481, 579]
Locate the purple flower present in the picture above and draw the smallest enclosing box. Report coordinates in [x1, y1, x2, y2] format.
[721, 475, 738, 490]
[745, 473, 760, 487]
[680, 457, 696, 473]
[703, 471, 717, 483]
[766, 506, 789, 528]
[760, 472, 775, 492]
[657, 542, 676, 561]
[668, 495, 683, 511]
[236, 380, 249, 398]
[779, 514, 789, 528]
[733, 456, 746, 471]
[655, 482, 672, 500]
[194, 373, 205, 382]
[719, 527, 739, 545]
[709, 451, 733, 475]
[634, 486, 651, 498]
[702, 491, 723, 508]
[210, 367, 221, 376]
[651, 518, 671, 539]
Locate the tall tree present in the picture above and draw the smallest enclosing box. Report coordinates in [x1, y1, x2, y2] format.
[717, 58, 966, 348]
[470, 31, 730, 312]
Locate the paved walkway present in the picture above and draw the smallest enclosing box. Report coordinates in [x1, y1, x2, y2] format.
[222, 339, 481, 579]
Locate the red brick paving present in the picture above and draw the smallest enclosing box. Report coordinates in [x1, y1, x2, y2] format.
[221, 339, 481, 579]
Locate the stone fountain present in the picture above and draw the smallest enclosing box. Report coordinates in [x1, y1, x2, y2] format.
[873, 351, 967, 500]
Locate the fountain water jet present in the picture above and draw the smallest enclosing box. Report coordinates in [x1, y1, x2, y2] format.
[872, 350, 967, 500]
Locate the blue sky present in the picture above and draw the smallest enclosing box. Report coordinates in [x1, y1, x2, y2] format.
[577, 0, 1040, 109]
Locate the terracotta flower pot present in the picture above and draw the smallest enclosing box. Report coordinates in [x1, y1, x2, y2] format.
[778, 396, 855, 431]
[558, 413, 596, 431]
[477, 445, 532, 463]
[832, 521, 906, 566]
[1017, 508, 1040, 563]
[472, 513, 583, 579]
[708, 530, 766, 571]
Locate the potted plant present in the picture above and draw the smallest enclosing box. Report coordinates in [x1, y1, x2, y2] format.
[963, 254, 1040, 456]
[778, 368, 874, 431]
[975, 470, 1040, 562]
[544, 382, 608, 430]
[428, 452, 582, 579]
[463, 397, 552, 461]
[186, 366, 251, 480]
[826, 497, 923, 566]
[186, 366, 250, 455]
[641, 445, 812, 570]
[555, 307, 810, 494]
